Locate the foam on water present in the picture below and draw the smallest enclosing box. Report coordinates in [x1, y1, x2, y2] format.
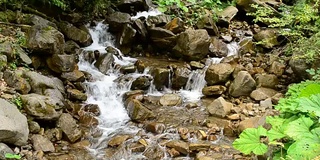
[131, 9, 162, 20]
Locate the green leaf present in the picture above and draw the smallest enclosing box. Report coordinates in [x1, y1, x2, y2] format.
[284, 116, 314, 140]
[299, 84, 320, 98]
[5, 153, 21, 159]
[266, 116, 287, 141]
[298, 94, 320, 117]
[286, 138, 320, 159]
[233, 126, 268, 155]
[157, 7, 167, 12]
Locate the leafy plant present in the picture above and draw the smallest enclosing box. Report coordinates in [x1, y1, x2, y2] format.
[12, 96, 22, 109]
[307, 68, 320, 80]
[5, 153, 21, 159]
[233, 80, 320, 159]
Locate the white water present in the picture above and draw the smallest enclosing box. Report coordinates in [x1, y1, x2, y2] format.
[131, 9, 162, 20]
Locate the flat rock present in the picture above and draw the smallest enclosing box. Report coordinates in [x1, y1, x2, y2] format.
[239, 116, 266, 132]
[159, 94, 182, 106]
[250, 87, 278, 101]
[57, 113, 82, 143]
[31, 134, 55, 152]
[166, 140, 189, 155]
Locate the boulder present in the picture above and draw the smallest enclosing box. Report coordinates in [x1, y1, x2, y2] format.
[269, 61, 286, 77]
[0, 55, 7, 71]
[131, 76, 152, 90]
[236, 0, 270, 13]
[189, 143, 211, 152]
[229, 71, 256, 97]
[118, 24, 136, 54]
[133, 19, 148, 41]
[28, 121, 41, 134]
[218, 6, 238, 26]
[47, 54, 77, 73]
[67, 88, 87, 101]
[206, 97, 233, 118]
[205, 63, 234, 85]
[173, 29, 210, 61]
[151, 67, 170, 90]
[21, 94, 62, 120]
[196, 13, 219, 36]
[64, 40, 80, 54]
[61, 70, 85, 82]
[190, 61, 205, 70]
[250, 87, 277, 101]
[0, 41, 14, 61]
[256, 73, 278, 88]
[107, 12, 131, 32]
[126, 99, 155, 122]
[31, 134, 55, 152]
[19, 14, 57, 28]
[108, 135, 130, 147]
[209, 37, 228, 57]
[24, 71, 65, 94]
[202, 85, 226, 96]
[238, 38, 255, 55]
[94, 53, 115, 74]
[0, 143, 14, 160]
[159, 94, 182, 106]
[0, 41, 31, 64]
[58, 21, 92, 47]
[165, 17, 185, 34]
[117, 0, 150, 13]
[0, 98, 29, 146]
[172, 67, 191, 89]
[3, 69, 31, 94]
[44, 89, 65, 107]
[146, 14, 171, 27]
[253, 29, 279, 49]
[238, 116, 266, 132]
[149, 27, 177, 50]
[146, 122, 165, 134]
[27, 24, 65, 55]
[57, 113, 83, 143]
[166, 140, 189, 155]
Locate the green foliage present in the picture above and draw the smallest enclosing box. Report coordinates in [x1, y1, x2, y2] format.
[307, 68, 320, 80]
[5, 153, 21, 159]
[12, 96, 22, 109]
[233, 80, 320, 159]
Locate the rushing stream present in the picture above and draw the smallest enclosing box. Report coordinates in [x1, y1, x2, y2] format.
[78, 19, 239, 159]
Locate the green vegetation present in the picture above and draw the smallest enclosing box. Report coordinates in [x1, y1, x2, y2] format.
[233, 80, 320, 159]
[153, 0, 235, 25]
[12, 96, 22, 109]
[5, 153, 21, 159]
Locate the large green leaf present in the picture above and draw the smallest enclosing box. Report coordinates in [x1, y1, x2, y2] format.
[298, 94, 320, 117]
[286, 138, 320, 159]
[298, 84, 320, 98]
[284, 116, 314, 140]
[266, 116, 287, 141]
[233, 126, 268, 155]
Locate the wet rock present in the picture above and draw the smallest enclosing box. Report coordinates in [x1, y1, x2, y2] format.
[27, 24, 64, 55]
[209, 37, 228, 57]
[24, 71, 65, 94]
[64, 40, 80, 54]
[149, 27, 177, 50]
[229, 71, 256, 97]
[196, 13, 219, 36]
[82, 104, 100, 116]
[190, 61, 205, 70]
[3, 69, 31, 94]
[126, 99, 155, 121]
[133, 19, 148, 41]
[61, 70, 85, 82]
[45, 128, 63, 142]
[0, 98, 29, 146]
[94, 53, 115, 74]
[0, 55, 7, 71]
[239, 38, 255, 55]
[131, 76, 152, 90]
[129, 143, 146, 152]
[108, 135, 130, 147]
[57, 113, 82, 143]
[28, 121, 41, 134]
[206, 117, 233, 136]
[165, 17, 185, 34]
[166, 140, 189, 155]
[189, 143, 210, 152]
[117, 0, 150, 14]
[67, 88, 87, 101]
[250, 87, 278, 101]
[58, 21, 92, 47]
[149, 27, 175, 39]
[256, 74, 278, 88]
[78, 110, 99, 127]
[168, 148, 180, 157]
[121, 65, 136, 74]
[269, 61, 286, 77]
[151, 67, 170, 90]
[172, 67, 191, 89]
[238, 116, 266, 132]
[143, 145, 165, 160]
[0, 143, 14, 160]
[21, 94, 61, 120]
[47, 54, 77, 73]
[159, 94, 182, 106]
[205, 63, 234, 85]
[44, 88, 65, 108]
[31, 135, 55, 152]
[173, 29, 210, 61]
[146, 14, 171, 27]
[218, 6, 238, 26]
[202, 85, 227, 96]
[146, 122, 166, 134]
[207, 97, 233, 118]
[254, 29, 279, 49]
[118, 23, 136, 53]
[107, 12, 131, 32]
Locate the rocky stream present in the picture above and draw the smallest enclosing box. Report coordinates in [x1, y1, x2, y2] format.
[0, 0, 301, 159]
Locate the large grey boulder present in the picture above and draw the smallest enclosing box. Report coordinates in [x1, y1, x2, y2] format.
[107, 12, 131, 32]
[173, 29, 210, 61]
[27, 24, 65, 55]
[229, 71, 256, 97]
[58, 21, 92, 47]
[24, 71, 65, 94]
[0, 98, 29, 146]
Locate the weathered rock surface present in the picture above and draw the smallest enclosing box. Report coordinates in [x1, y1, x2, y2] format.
[239, 116, 266, 132]
[57, 113, 83, 143]
[58, 21, 92, 46]
[131, 76, 152, 90]
[0, 55, 7, 71]
[159, 94, 182, 106]
[31, 134, 55, 152]
[166, 140, 189, 155]
[27, 24, 65, 55]
[165, 17, 185, 34]
[107, 12, 131, 32]
[143, 145, 165, 160]
[0, 98, 28, 146]
[146, 122, 166, 134]
[21, 94, 62, 120]
[172, 67, 191, 89]
[67, 88, 87, 101]
[250, 87, 278, 101]
[218, 6, 238, 26]
[202, 85, 227, 96]
[256, 73, 278, 88]
[94, 53, 115, 74]
[47, 54, 77, 73]
[61, 70, 85, 82]
[3, 69, 31, 94]
[206, 97, 233, 118]
[126, 99, 155, 121]
[24, 71, 65, 94]
[173, 29, 210, 60]
[254, 29, 279, 49]
[108, 135, 130, 147]
[229, 71, 256, 97]
[151, 67, 170, 90]
[209, 38, 228, 57]
[0, 143, 14, 160]
[205, 63, 234, 85]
